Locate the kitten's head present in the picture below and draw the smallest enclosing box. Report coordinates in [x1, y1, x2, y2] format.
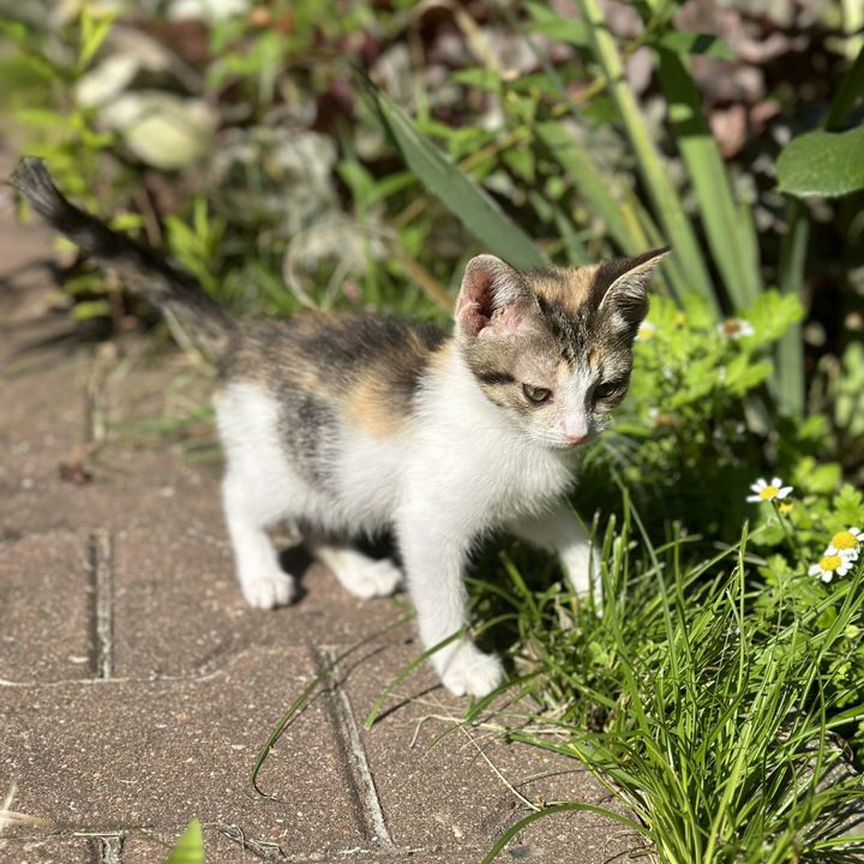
[453, 248, 669, 449]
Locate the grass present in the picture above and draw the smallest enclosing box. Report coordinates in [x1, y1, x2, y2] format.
[456, 495, 864, 863]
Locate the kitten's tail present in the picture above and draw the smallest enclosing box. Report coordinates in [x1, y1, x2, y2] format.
[8, 157, 236, 360]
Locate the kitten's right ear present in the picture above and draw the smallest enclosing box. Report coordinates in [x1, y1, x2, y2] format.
[455, 255, 531, 339]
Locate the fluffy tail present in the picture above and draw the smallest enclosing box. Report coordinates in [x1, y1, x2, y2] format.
[9, 157, 236, 359]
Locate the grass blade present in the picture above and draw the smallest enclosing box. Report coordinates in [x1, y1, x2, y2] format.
[363, 628, 465, 730]
[251, 615, 411, 795]
[774, 198, 809, 416]
[480, 802, 644, 864]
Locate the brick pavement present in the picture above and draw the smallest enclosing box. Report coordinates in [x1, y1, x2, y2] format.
[0, 172, 641, 863]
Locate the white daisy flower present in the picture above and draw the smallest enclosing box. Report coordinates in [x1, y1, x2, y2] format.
[809, 553, 856, 583]
[637, 321, 657, 342]
[746, 477, 793, 503]
[717, 318, 755, 339]
[826, 527, 862, 558]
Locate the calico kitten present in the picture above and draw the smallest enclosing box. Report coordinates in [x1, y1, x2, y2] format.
[10, 157, 668, 697]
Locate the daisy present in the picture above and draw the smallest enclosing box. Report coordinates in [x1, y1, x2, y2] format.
[809, 553, 856, 583]
[747, 477, 793, 503]
[637, 321, 657, 342]
[717, 318, 755, 339]
[826, 527, 862, 558]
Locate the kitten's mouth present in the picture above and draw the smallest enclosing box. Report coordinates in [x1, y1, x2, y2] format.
[546, 435, 591, 451]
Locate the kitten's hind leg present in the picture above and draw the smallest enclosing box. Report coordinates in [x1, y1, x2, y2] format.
[222, 470, 295, 609]
[312, 544, 402, 600]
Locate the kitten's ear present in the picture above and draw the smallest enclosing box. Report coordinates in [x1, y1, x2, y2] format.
[595, 246, 670, 332]
[455, 254, 532, 338]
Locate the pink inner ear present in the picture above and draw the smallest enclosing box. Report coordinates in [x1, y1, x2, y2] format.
[482, 305, 526, 338]
[457, 267, 495, 337]
[457, 298, 490, 336]
[457, 258, 531, 338]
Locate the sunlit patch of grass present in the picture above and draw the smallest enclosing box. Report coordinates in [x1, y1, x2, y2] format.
[465, 496, 864, 864]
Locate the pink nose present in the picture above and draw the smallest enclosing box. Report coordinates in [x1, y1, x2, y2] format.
[566, 433, 589, 446]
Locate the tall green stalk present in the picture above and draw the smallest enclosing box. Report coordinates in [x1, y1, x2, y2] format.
[774, 43, 864, 416]
[775, 200, 809, 417]
[575, 0, 718, 312]
[655, 49, 762, 312]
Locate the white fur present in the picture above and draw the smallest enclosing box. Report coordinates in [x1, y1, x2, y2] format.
[216, 348, 598, 696]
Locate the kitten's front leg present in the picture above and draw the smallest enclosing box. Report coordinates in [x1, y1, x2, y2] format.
[397, 509, 504, 697]
[510, 503, 602, 607]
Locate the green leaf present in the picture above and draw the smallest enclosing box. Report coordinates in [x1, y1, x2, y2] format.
[655, 32, 735, 60]
[358, 76, 547, 270]
[78, 7, 117, 73]
[834, 485, 864, 527]
[745, 290, 804, 344]
[451, 68, 501, 91]
[71, 299, 111, 321]
[724, 356, 772, 396]
[776, 126, 864, 198]
[503, 146, 535, 184]
[164, 820, 204, 864]
[525, 3, 591, 47]
[656, 48, 761, 311]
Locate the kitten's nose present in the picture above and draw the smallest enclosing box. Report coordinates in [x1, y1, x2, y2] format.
[565, 433, 589, 446]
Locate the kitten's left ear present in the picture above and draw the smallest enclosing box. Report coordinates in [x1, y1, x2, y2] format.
[595, 246, 670, 332]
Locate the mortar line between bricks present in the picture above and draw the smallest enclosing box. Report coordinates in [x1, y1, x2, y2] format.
[324, 648, 396, 852]
[89, 529, 114, 680]
[94, 834, 122, 864]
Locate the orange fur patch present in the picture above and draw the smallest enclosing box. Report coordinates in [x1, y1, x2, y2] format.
[528, 266, 598, 315]
[346, 370, 404, 438]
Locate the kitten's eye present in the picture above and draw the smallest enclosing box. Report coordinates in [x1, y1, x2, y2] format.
[594, 381, 623, 401]
[522, 383, 552, 404]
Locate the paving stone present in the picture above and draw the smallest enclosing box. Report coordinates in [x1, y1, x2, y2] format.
[337, 642, 642, 863]
[0, 321, 94, 481]
[112, 526, 403, 679]
[0, 315, 224, 539]
[0, 531, 93, 684]
[0, 448, 223, 538]
[122, 827, 249, 864]
[0, 647, 367, 857]
[0, 836, 94, 864]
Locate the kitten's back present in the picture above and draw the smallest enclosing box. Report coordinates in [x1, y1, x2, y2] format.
[228, 314, 449, 439]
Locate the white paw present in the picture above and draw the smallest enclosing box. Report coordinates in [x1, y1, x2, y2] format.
[340, 559, 402, 600]
[438, 641, 504, 697]
[241, 569, 295, 609]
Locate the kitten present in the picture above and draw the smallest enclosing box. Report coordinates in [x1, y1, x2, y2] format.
[10, 158, 668, 697]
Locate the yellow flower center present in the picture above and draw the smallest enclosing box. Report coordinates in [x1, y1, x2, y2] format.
[639, 328, 656, 342]
[759, 486, 780, 501]
[779, 502, 794, 515]
[820, 555, 843, 573]
[831, 531, 859, 550]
